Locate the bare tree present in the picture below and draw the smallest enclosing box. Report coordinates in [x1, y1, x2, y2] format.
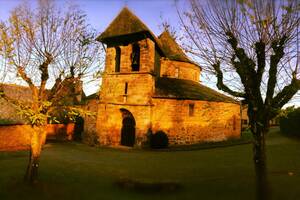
[178, 0, 300, 199]
[0, 0, 101, 184]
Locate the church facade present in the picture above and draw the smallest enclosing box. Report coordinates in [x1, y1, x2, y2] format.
[94, 8, 241, 147]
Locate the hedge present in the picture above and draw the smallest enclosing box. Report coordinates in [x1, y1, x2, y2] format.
[279, 107, 300, 137]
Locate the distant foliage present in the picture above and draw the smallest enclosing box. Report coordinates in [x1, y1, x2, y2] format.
[0, 118, 15, 125]
[150, 131, 169, 149]
[279, 107, 300, 137]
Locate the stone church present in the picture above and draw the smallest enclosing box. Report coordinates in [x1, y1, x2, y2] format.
[94, 7, 241, 147]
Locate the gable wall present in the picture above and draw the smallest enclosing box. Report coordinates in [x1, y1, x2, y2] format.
[160, 59, 201, 82]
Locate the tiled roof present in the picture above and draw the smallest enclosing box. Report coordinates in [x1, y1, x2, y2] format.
[154, 77, 238, 103]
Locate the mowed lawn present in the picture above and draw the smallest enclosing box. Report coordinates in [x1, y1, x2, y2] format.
[0, 128, 299, 200]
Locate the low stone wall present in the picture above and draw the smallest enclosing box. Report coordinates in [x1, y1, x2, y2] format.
[0, 124, 75, 151]
[46, 124, 75, 141]
[0, 125, 31, 151]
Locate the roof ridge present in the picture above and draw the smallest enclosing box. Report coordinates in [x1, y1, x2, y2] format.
[157, 31, 200, 67]
[97, 7, 152, 41]
[0, 83, 30, 89]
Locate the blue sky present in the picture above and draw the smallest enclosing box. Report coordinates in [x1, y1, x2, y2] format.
[0, 0, 180, 36]
[0, 0, 299, 107]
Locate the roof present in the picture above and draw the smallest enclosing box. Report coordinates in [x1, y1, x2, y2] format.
[158, 31, 198, 66]
[82, 92, 99, 104]
[97, 7, 200, 68]
[0, 79, 85, 105]
[97, 7, 153, 41]
[0, 83, 33, 103]
[97, 7, 166, 56]
[154, 77, 238, 103]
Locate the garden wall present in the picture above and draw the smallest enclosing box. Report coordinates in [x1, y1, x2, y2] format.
[0, 123, 75, 151]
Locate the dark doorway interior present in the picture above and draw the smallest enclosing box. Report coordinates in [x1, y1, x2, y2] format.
[120, 109, 136, 147]
[74, 116, 84, 141]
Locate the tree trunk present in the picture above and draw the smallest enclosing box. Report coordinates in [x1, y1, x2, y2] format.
[24, 126, 47, 184]
[253, 126, 269, 200]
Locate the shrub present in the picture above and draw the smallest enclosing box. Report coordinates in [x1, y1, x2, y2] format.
[279, 107, 300, 137]
[150, 131, 169, 149]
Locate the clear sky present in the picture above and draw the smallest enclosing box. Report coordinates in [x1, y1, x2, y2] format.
[0, 0, 299, 107]
[0, 0, 181, 36]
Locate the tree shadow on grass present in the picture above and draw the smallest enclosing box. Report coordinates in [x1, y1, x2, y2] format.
[115, 177, 182, 194]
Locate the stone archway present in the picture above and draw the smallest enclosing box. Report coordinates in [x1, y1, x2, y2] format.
[120, 108, 136, 147]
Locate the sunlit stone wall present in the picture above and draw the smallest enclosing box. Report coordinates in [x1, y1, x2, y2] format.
[96, 103, 151, 146]
[95, 98, 241, 147]
[0, 124, 75, 151]
[95, 35, 240, 147]
[151, 99, 241, 145]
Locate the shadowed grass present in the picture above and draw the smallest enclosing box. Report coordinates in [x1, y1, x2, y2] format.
[0, 127, 299, 200]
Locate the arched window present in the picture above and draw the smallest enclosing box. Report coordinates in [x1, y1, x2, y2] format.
[131, 43, 140, 71]
[115, 47, 121, 72]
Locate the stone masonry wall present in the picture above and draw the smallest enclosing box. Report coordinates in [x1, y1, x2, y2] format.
[95, 99, 241, 147]
[100, 73, 155, 105]
[151, 99, 241, 145]
[82, 99, 99, 145]
[97, 35, 240, 147]
[96, 103, 151, 146]
[160, 59, 201, 82]
[101, 38, 156, 105]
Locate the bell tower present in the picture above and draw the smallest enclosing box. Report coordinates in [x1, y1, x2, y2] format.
[96, 7, 163, 105]
[95, 7, 165, 146]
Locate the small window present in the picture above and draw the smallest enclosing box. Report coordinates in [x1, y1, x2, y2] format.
[233, 115, 236, 130]
[124, 82, 128, 95]
[242, 119, 248, 125]
[175, 67, 179, 78]
[115, 47, 121, 72]
[189, 104, 195, 116]
[131, 43, 140, 71]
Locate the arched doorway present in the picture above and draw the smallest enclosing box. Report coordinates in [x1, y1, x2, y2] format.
[120, 109, 136, 147]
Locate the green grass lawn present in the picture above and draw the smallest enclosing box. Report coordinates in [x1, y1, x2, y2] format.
[0, 127, 299, 200]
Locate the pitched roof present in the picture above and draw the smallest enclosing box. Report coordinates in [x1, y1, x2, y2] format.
[0, 83, 33, 103]
[81, 92, 99, 104]
[158, 31, 196, 65]
[97, 7, 153, 41]
[154, 77, 238, 103]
